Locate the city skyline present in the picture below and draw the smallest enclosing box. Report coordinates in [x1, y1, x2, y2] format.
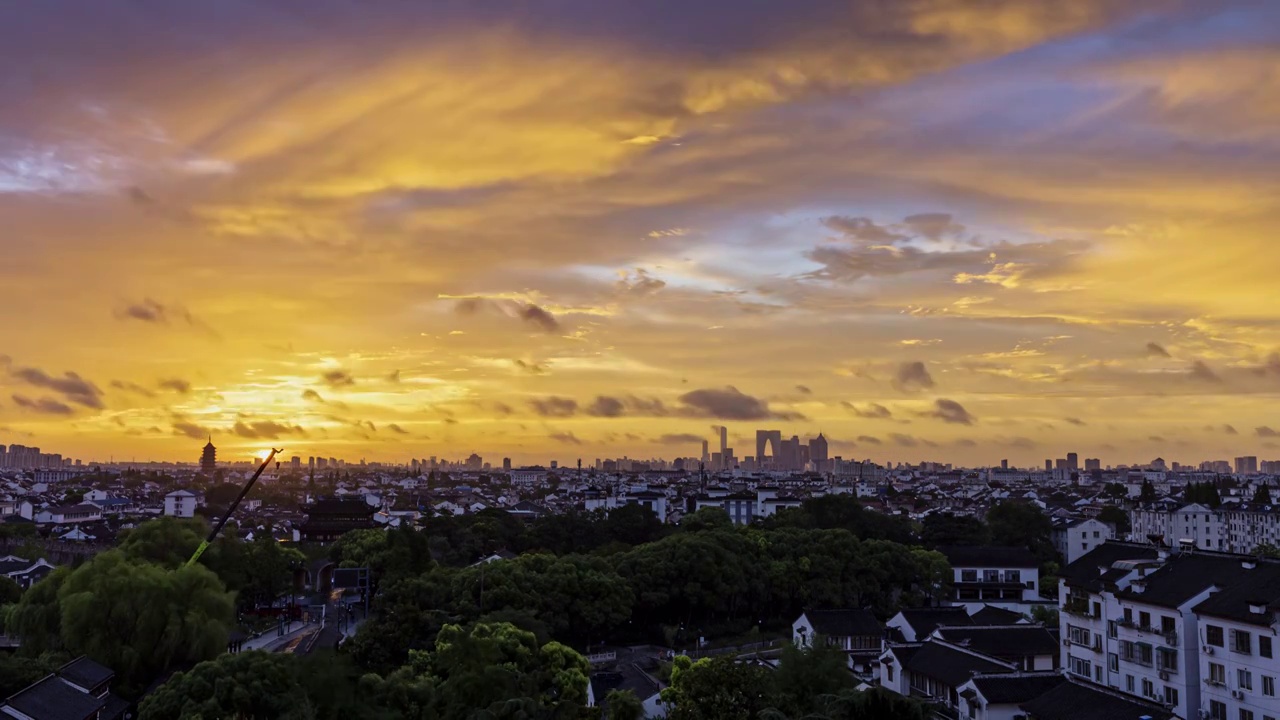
[3, 2, 1280, 465]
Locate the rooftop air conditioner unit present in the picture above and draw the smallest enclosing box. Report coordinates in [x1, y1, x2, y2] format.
[1203, 646, 1214, 655]
[1159, 671, 1169, 681]
[1232, 690, 1244, 700]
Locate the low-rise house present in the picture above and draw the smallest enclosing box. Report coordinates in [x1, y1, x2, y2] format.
[933, 625, 1059, 671]
[0, 656, 130, 720]
[33, 504, 102, 525]
[792, 609, 882, 676]
[938, 546, 1042, 612]
[879, 639, 1017, 712]
[1018, 675, 1177, 720]
[886, 607, 974, 642]
[956, 672, 1066, 720]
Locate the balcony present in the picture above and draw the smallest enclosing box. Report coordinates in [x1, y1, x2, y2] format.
[1064, 599, 1098, 619]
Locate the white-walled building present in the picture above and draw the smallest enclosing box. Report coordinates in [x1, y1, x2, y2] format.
[938, 546, 1042, 613]
[1058, 540, 1280, 720]
[1052, 516, 1116, 565]
[164, 490, 199, 518]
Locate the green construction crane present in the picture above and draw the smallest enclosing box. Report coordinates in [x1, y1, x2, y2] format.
[185, 448, 283, 568]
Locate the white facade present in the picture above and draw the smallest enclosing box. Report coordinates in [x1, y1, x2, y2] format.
[1132, 502, 1280, 554]
[1198, 614, 1279, 720]
[1060, 561, 1199, 719]
[1053, 517, 1116, 565]
[164, 490, 198, 518]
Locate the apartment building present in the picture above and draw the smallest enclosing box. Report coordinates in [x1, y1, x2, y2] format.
[938, 546, 1042, 613]
[1131, 501, 1280, 554]
[1052, 516, 1116, 564]
[1059, 540, 1280, 720]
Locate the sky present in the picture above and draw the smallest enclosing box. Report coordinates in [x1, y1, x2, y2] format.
[2, 0, 1280, 467]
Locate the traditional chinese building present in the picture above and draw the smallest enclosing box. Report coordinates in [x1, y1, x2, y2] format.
[299, 497, 377, 542]
[200, 438, 217, 475]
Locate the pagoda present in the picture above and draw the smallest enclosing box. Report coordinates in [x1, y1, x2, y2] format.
[200, 437, 217, 475]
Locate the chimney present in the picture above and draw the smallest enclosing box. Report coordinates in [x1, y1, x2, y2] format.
[1243, 560, 1258, 570]
[1247, 601, 1267, 615]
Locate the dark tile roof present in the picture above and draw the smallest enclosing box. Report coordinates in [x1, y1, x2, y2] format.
[1116, 552, 1260, 609]
[968, 672, 1065, 704]
[57, 656, 114, 692]
[101, 693, 132, 720]
[801, 609, 881, 637]
[1192, 559, 1280, 627]
[938, 545, 1039, 568]
[1060, 541, 1160, 593]
[898, 607, 973, 637]
[969, 605, 1025, 625]
[936, 626, 1058, 659]
[1019, 678, 1175, 720]
[902, 640, 1014, 687]
[3, 675, 106, 720]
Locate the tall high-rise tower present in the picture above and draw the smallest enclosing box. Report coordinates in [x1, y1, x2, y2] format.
[809, 433, 828, 471]
[719, 426, 728, 457]
[200, 437, 217, 474]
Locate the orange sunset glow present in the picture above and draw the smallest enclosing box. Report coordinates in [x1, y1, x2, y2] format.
[2, 1, 1279, 467]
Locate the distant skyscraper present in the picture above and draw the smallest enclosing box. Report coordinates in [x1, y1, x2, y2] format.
[1044, 459, 1052, 472]
[702, 440, 709, 463]
[1001, 459, 1008, 470]
[1055, 458, 1067, 470]
[1066, 452, 1078, 471]
[1085, 458, 1101, 471]
[1235, 456, 1258, 474]
[809, 433, 828, 471]
[503, 457, 512, 471]
[719, 426, 728, 458]
[290, 456, 301, 470]
[200, 438, 217, 474]
[756, 430, 782, 467]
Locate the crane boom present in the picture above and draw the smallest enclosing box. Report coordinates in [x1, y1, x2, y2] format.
[185, 448, 283, 568]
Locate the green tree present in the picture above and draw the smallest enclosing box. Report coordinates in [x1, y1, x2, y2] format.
[606, 503, 666, 546]
[604, 689, 645, 720]
[0, 652, 64, 698]
[986, 501, 1055, 563]
[681, 507, 734, 532]
[803, 687, 931, 720]
[9, 551, 234, 693]
[1096, 505, 1130, 535]
[1139, 479, 1158, 503]
[662, 655, 775, 720]
[920, 513, 990, 548]
[0, 576, 22, 606]
[770, 637, 855, 717]
[1030, 604, 1060, 626]
[368, 622, 591, 720]
[139, 651, 310, 720]
[1254, 543, 1280, 559]
[1253, 484, 1272, 504]
[1103, 482, 1127, 499]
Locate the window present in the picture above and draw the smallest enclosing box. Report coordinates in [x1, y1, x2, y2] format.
[1232, 629, 1253, 655]
[1241, 711, 1255, 720]
[1206, 625, 1224, 647]
[983, 569, 999, 582]
[1108, 653, 1118, 672]
[1209, 662, 1226, 685]
[1069, 657, 1091, 677]
[1108, 620, 1118, 638]
[1157, 647, 1177, 671]
[1264, 676, 1275, 697]
[1140, 611, 1151, 628]
[1238, 668, 1253, 691]
[1209, 700, 1226, 720]
[1125, 675, 1134, 692]
[1261, 635, 1273, 659]
[1093, 531, 1100, 538]
[887, 665, 894, 682]
[1161, 616, 1176, 633]
[1007, 569, 1020, 583]
[961, 569, 977, 582]
[1141, 678, 1153, 697]
[1124, 607, 1133, 623]
[1163, 686, 1178, 707]
[1068, 625, 1091, 645]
